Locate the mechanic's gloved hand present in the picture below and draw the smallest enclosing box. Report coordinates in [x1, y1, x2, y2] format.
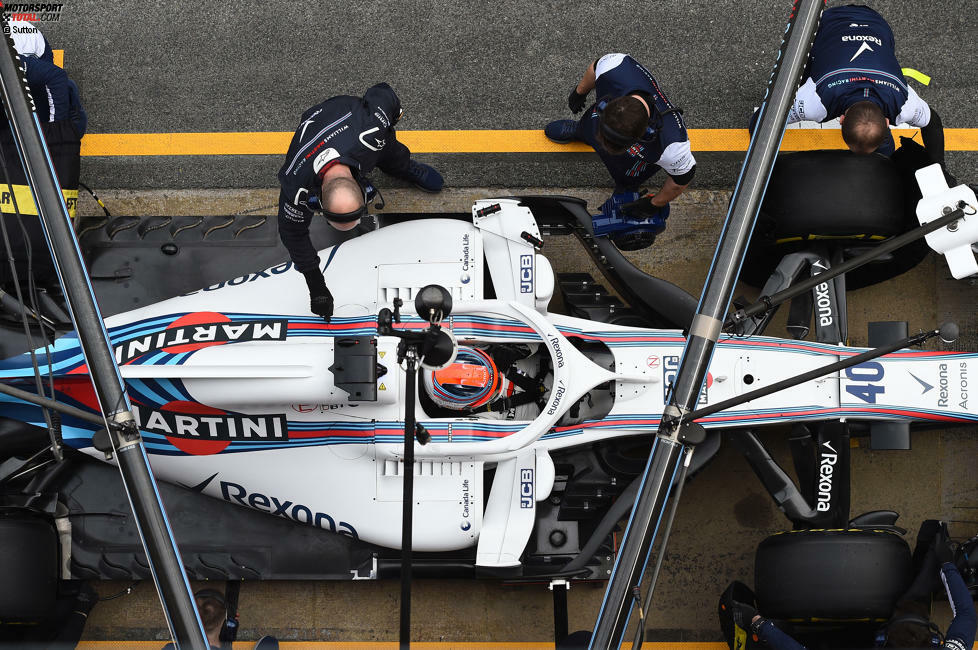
[730, 600, 757, 629]
[598, 191, 641, 222]
[568, 87, 588, 114]
[310, 293, 334, 320]
[934, 524, 956, 565]
[621, 193, 670, 222]
[302, 268, 334, 321]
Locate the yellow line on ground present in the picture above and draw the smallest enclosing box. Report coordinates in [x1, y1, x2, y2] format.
[81, 131, 293, 156]
[75, 643, 728, 649]
[72, 642, 978, 649]
[79, 128, 978, 157]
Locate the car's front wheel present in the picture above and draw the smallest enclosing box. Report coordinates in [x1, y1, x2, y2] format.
[741, 149, 923, 290]
[754, 528, 911, 622]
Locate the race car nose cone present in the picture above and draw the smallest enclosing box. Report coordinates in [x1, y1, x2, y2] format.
[939, 321, 960, 344]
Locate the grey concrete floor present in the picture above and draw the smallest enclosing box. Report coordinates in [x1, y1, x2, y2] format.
[72, 188, 978, 644]
[41, 0, 978, 189]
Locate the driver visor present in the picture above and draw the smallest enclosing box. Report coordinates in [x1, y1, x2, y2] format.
[434, 363, 491, 388]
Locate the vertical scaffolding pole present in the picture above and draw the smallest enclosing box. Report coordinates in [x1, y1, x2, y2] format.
[589, 2, 826, 646]
[0, 22, 207, 650]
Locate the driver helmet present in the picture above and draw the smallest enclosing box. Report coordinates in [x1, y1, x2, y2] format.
[423, 346, 505, 410]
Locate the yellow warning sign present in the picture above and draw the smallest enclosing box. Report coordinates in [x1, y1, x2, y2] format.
[379, 351, 386, 358]
[379, 383, 387, 391]
[0, 185, 78, 218]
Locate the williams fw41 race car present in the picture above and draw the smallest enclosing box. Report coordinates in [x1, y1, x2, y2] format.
[0, 164, 976, 622]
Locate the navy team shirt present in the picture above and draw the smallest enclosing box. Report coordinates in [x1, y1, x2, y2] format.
[579, 53, 696, 187]
[788, 5, 930, 128]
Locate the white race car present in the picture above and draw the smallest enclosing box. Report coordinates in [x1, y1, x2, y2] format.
[0, 191, 974, 617]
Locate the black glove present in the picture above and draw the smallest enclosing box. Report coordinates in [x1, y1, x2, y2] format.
[311, 293, 334, 320]
[302, 268, 334, 321]
[621, 193, 671, 221]
[730, 600, 757, 629]
[568, 87, 588, 114]
[934, 525, 956, 565]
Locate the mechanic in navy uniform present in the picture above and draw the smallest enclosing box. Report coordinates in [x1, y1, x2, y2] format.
[161, 589, 279, 650]
[875, 524, 977, 649]
[0, 21, 86, 289]
[778, 5, 944, 159]
[161, 590, 227, 649]
[9, 21, 87, 138]
[278, 83, 443, 320]
[544, 53, 696, 213]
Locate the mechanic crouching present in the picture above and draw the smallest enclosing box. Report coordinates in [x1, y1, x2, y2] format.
[544, 53, 696, 249]
[277, 83, 444, 320]
[719, 524, 977, 649]
[876, 524, 977, 650]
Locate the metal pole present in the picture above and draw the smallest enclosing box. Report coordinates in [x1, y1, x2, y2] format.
[590, 2, 826, 646]
[0, 380, 110, 426]
[630, 453, 692, 650]
[589, 438, 686, 647]
[552, 581, 569, 646]
[399, 348, 418, 649]
[0, 22, 207, 649]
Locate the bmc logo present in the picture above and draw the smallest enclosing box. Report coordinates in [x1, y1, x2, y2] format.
[519, 255, 533, 293]
[519, 468, 534, 508]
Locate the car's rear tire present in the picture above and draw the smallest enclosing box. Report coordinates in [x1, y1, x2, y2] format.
[741, 150, 922, 289]
[0, 511, 59, 619]
[754, 528, 911, 622]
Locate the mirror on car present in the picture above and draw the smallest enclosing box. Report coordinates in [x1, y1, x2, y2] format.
[415, 285, 452, 324]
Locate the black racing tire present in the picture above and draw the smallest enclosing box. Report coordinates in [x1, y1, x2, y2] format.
[741, 150, 920, 289]
[0, 511, 59, 620]
[759, 150, 906, 242]
[754, 528, 911, 622]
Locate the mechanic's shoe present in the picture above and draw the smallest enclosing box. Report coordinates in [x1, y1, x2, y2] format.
[402, 160, 443, 193]
[544, 119, 581, 144]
